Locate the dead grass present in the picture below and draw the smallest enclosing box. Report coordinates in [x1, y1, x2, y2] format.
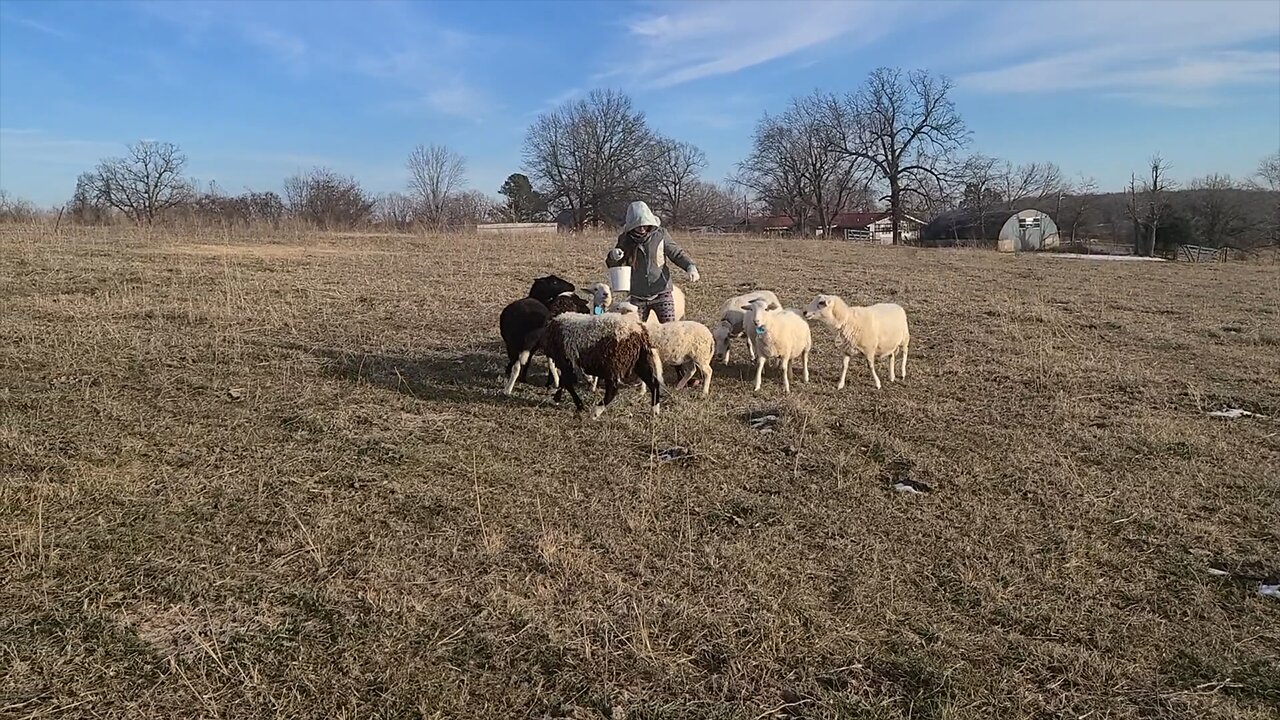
[2, 225, 1278, 719]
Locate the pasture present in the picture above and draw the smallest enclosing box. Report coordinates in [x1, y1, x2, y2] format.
[2, 226, 1278, 719]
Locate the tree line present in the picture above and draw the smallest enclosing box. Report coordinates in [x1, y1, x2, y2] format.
[3, 65, 1277, 252]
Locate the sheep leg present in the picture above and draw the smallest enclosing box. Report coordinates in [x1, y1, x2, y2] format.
[632, 351, 662, 415]
[888, 350, 897, 382]
[746, 336, 757, 361]
[866, 353, 882, 389]
[722, 345, 731, 364]
[781, 357, 791, 394]
[592, 378, 618, 420]
[837, 355, 850, 390]
[698, 362, 712, 397]
[674, 362, 693, 390]
[504, 350, 530, 396]
[802, 346, 810, 383]
[548, 359, 561, 389]
[900, 340, 909, 380]
[753, 356, 765, 392]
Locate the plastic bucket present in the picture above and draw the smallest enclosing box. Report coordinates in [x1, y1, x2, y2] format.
[607, 266, 631, 294]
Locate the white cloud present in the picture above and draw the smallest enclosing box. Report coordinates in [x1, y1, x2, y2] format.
[606, 0, 944, 89]
[955, 0, 1280, 104]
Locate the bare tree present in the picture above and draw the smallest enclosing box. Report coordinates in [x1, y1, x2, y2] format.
[1056, 175, 1099, 245]
[442, 190, 497, 228]
[648, 138, 707, 229]
[1186, 174, 1253, 248]
[1257, 151, 1280, 191]
[1000, 161, 1063, 210]
[407, 144, 467, 229]
[958, 154, 1004, 244]
[283, 167, 374, 229]
[737, 93, 868, 236]
[375, 192, 418, 230]
[679, 181, 740, 228]
[826, 68, 968, 244]
[1126, 154, 1176, 256]
[735, 113, 812, 232]
[522, 89, 659, 230]
[84, 141, 192, 223]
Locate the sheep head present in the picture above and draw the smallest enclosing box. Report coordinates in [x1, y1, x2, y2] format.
[529, 275, 576, 305]
[804, 294, 839, 323]
[589, 283, 612, 314]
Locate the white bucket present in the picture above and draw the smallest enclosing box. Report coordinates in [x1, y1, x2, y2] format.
[607, 265, 631, 294]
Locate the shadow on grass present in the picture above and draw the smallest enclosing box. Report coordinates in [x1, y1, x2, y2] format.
[303, 341, 562, 407]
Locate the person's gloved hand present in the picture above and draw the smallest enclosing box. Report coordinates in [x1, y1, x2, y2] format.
[687, 266, 701, 283]
[607, 248, 625, 264]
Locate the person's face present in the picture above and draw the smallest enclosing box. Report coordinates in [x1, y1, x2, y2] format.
[633, 225, 654, 237]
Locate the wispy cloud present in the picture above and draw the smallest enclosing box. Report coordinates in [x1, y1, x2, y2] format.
[0, 129, 119, 166]
[955, 1, 1280, 105]
[242, 24, 307, 70]
[603, 1, 940, 89]
[3, 14, 73, 40]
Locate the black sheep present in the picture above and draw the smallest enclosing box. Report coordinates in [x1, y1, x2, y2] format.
[500, 274, 587, 394]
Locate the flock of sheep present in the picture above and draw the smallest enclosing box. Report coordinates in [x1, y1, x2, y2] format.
[499, 275, 911, 418]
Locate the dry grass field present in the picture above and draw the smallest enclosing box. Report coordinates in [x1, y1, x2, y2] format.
[2, 226, 1278, 719]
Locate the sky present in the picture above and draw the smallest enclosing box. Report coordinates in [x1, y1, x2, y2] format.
[2, 0, 1279, 208]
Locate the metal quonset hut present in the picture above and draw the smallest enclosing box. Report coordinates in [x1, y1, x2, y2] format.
[998, 209, 1059, 252]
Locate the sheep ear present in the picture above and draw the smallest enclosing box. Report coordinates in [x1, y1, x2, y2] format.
[739, 304, 751, 311]
[766, 301, 780, 311]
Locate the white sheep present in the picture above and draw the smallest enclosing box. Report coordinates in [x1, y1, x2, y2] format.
[590, 282, 686, 323]
[803, 294, 909, 390]
[741, 298, 812, 393]
[608, 302, 711, 396]
[711, 290, 781, 363]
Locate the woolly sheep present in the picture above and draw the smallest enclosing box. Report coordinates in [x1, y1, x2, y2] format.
[590, 282, 686, 323]
[543, 311, 662, 419]
[803, 294, 909, 390]
[741, 298, 812, 393]
[614, 302, 713, 396]
[711, 290, 781, 363]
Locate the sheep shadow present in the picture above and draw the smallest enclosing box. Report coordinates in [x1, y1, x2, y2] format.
[304, 341, 561, 406]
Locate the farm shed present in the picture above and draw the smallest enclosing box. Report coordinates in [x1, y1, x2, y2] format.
[829, 212, 924, 244]
[477, 222, 557, 235]
[998, 209, 1060, 252]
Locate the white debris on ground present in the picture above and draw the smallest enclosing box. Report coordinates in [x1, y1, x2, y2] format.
[1208, 408, 1264, 419]
[892, 479, 933, 495]
[1259, 584, 1280, 600]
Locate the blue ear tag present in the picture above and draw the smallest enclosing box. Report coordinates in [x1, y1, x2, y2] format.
[592, 306, 603, 315]
[755, 326, 766, 336]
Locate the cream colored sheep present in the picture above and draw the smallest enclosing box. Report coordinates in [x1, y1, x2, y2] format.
[803, 294, 909, 390]
[741, 298, 811, 393]
[712, 290, 781, 363]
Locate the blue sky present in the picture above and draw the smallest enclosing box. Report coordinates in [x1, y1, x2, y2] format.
[2, 0, 1278, 207]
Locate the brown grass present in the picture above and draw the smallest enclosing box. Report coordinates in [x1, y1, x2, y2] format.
[2, 226, 1278, 719]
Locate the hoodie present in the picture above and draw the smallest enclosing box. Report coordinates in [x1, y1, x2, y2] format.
[606, 201, 694, 300]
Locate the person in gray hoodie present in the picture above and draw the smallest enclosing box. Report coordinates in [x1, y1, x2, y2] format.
[605, 200, 700, 323]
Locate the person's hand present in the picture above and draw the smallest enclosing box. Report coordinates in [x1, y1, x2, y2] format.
[607, 248, 625, 264]
[687, 266, 700, 283]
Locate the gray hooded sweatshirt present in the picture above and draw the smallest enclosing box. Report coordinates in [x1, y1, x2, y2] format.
[606, 201, 694, 300]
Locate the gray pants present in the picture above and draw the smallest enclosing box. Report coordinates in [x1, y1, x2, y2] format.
[630, 291, 676, 323]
